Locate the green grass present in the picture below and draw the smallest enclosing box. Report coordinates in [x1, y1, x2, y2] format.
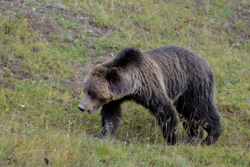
[0, 0, 250, 166]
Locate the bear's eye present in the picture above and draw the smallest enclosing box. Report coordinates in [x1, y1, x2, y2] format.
[88, 91, 93, 97]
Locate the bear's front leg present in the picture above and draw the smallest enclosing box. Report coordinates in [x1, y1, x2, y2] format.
[150, 98, 178, 145]
[97, 100, 122, 139]
[160, 105, 178, 145]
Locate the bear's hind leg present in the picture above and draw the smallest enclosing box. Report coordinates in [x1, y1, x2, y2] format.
[176, 94, 222, 145]
[97, 100, 123, 139]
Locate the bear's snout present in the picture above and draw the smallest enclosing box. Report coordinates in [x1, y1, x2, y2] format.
[78, 104, 84, 112]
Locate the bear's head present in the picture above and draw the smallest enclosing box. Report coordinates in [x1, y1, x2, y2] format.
[78, 47, 143, 114]
[78, 65, 129, 114]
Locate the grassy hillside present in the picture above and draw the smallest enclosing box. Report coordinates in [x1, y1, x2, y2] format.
[0, 0, 249, 166]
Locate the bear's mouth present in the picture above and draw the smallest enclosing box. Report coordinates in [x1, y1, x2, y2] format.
[88, 107, 95, 114]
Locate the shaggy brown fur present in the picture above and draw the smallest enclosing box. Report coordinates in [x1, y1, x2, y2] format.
[78, 45, 222, 145]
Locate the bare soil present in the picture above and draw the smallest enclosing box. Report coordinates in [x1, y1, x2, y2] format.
[233, 5, 250, 40]
[0, 59, 32, 80]
[0, 80, 15, 90]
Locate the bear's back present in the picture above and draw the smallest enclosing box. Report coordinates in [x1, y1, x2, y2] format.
[144, 45, 213, 77]
[143, 45, 214, 99]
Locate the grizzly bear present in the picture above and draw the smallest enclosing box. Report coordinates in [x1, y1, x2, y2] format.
[78, 45, 222, 145]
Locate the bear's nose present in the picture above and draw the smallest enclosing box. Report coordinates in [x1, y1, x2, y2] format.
[78, 104, 84, 111]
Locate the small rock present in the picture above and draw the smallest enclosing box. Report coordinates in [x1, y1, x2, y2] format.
[67, 37, 74, 42]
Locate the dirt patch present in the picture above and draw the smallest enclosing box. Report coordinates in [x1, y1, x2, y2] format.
[0, 1, 113, 43]
[0, 59, 31, 80]
[223, 4, 250, 44]
[0, 1, 63, 42]
[0, 80, 15, 90]
[225, 18, 250, 42]
[59, 79, 80, 91]
[233, 5, 250, 40]
[59, 49, 114, 92]
[77, 52, 114, 77]
[73, 51, 114, 87]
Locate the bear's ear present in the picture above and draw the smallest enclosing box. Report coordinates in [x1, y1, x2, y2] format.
[105, 67, 120, 83]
